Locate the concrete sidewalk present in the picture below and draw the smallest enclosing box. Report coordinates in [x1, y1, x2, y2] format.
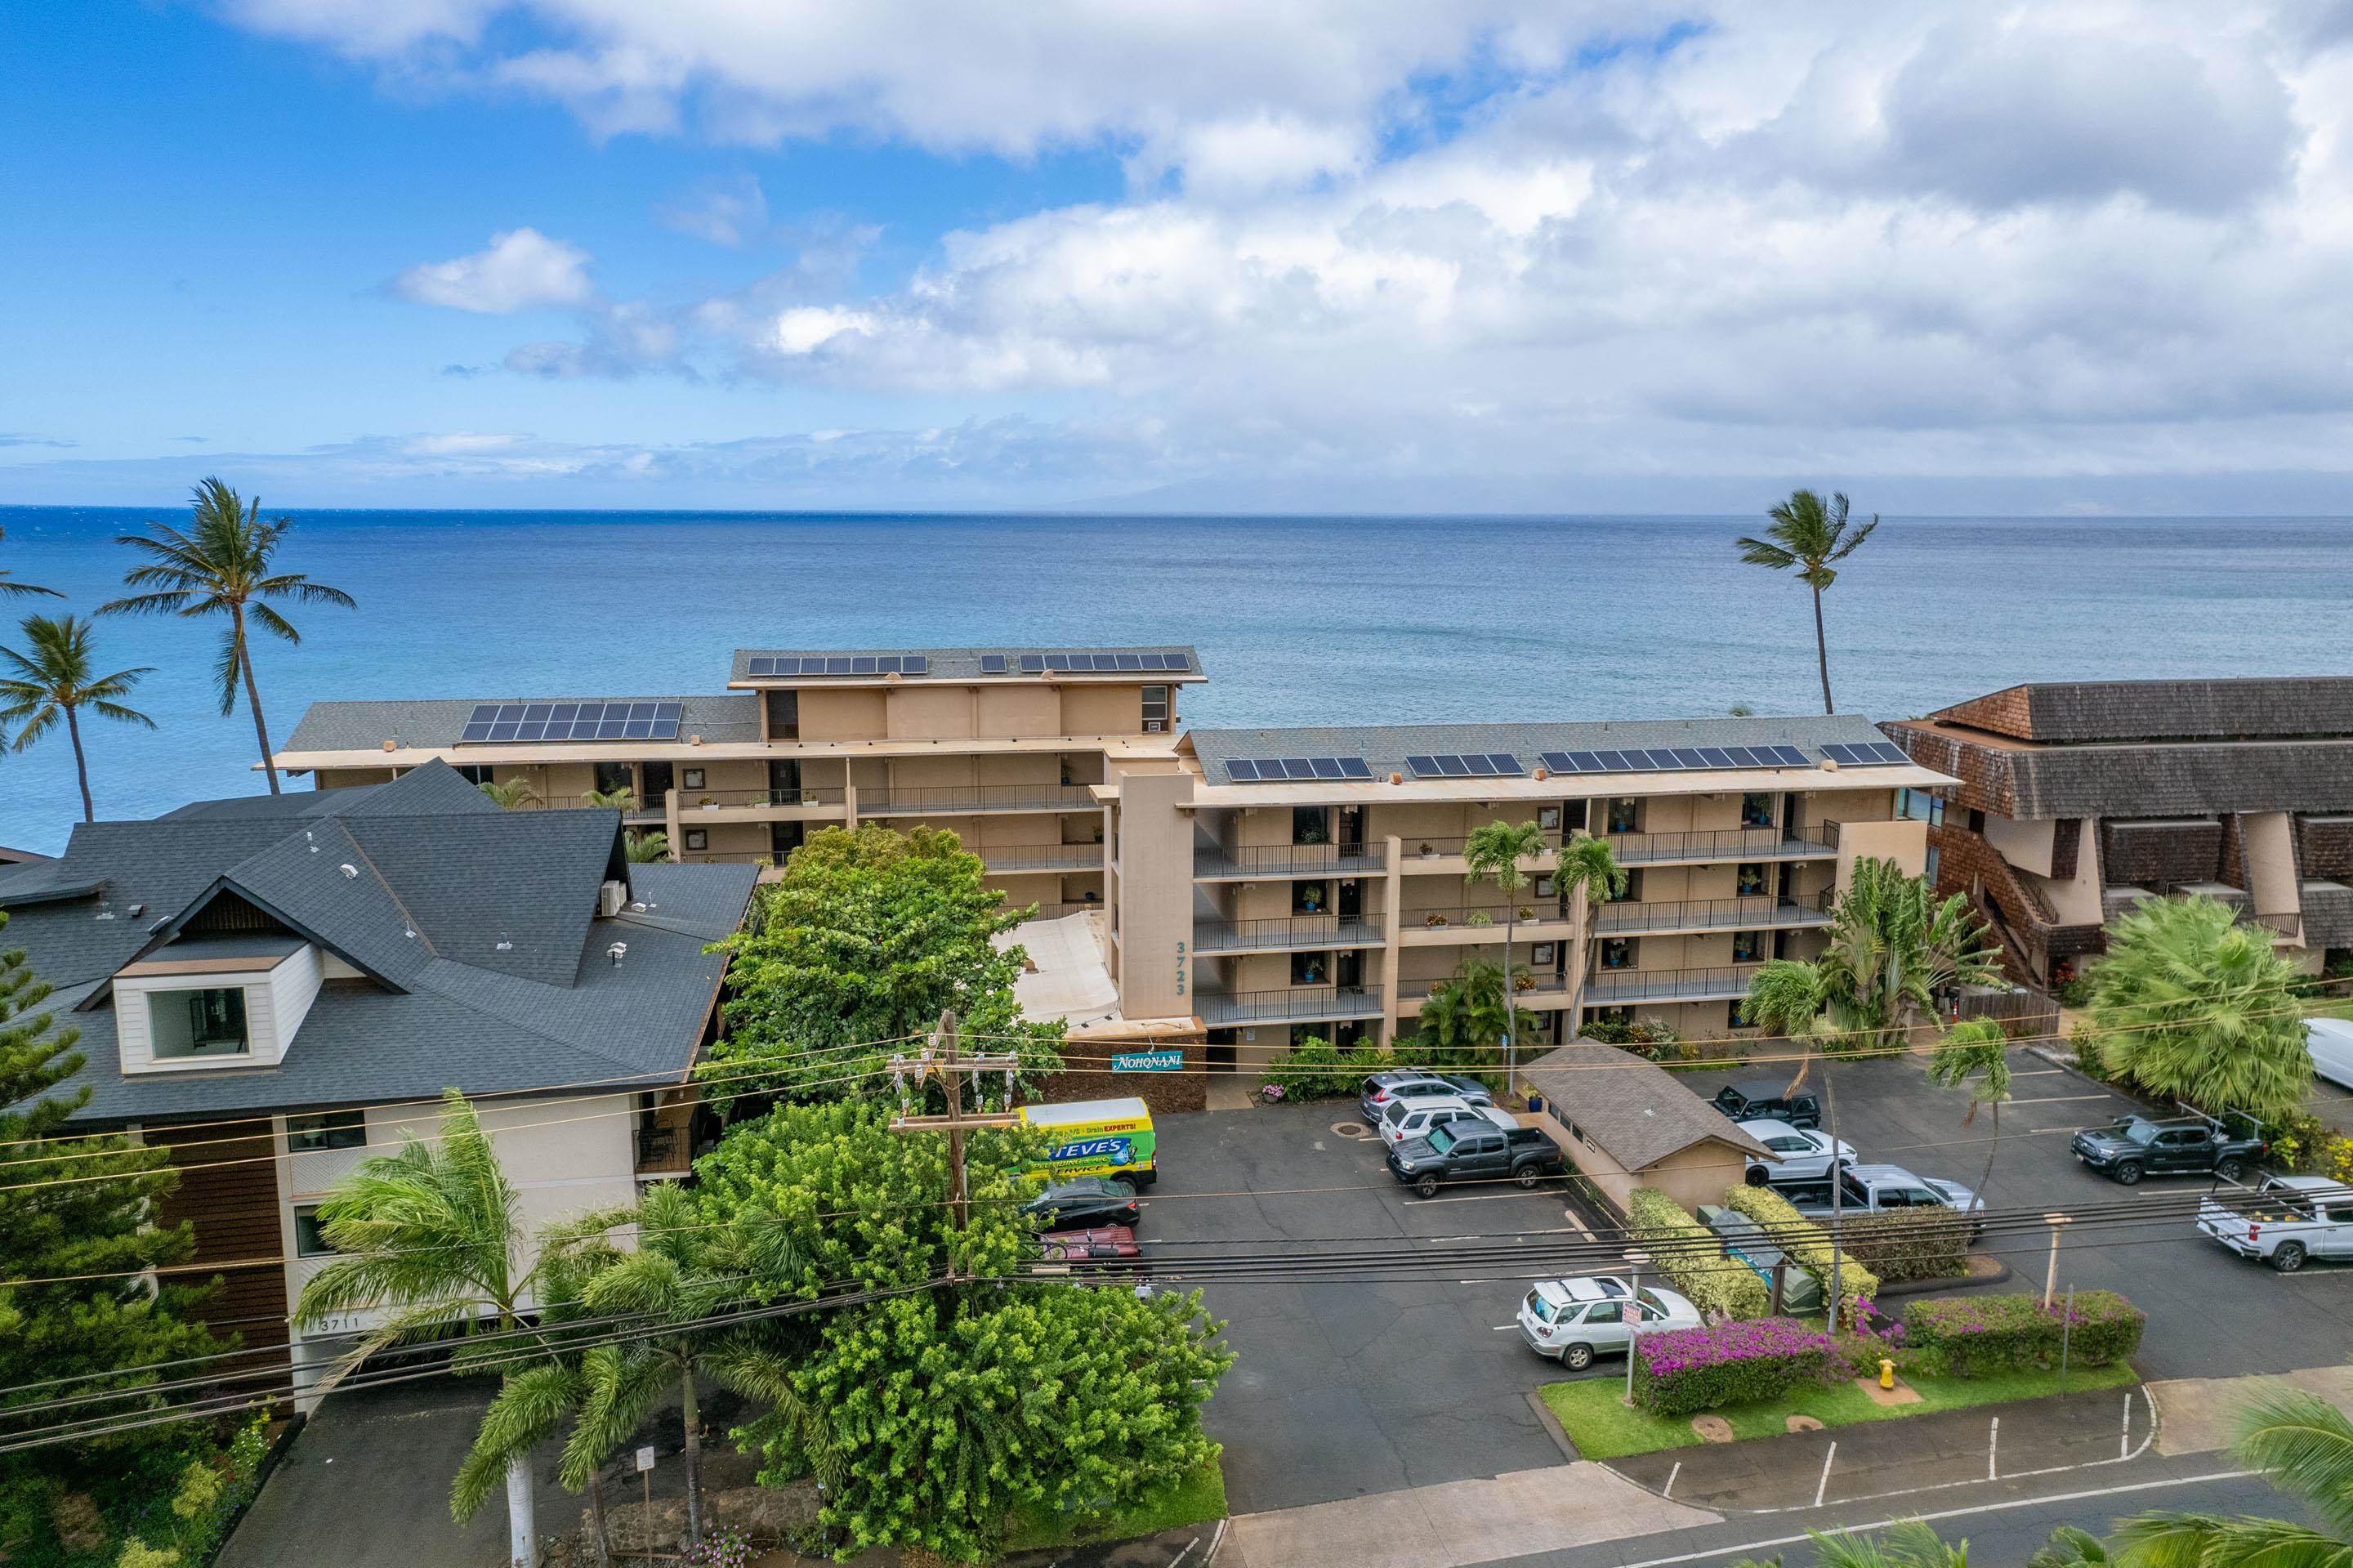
[2149, 1363, 2353, 1455]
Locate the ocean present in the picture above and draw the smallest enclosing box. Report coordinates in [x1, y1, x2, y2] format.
[2, 507, 2350, 855]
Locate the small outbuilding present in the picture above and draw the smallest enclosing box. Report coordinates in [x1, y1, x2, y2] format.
[1520, 1041, 1770, 1216]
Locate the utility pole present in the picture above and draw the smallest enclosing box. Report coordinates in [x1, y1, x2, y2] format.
[1824, 1066, 1845, 1325]
[886, 1011, 1022, 1249]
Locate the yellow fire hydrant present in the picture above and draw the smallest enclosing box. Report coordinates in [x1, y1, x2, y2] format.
[1879, 1358, 1896, 1390]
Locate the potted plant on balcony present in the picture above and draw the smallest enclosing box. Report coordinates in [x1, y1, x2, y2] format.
[801, 790, 820, 806]
[1424, 912, 1449, 928]
[1466, 910, 1494, 927]
[1518, 905, 1537, 921]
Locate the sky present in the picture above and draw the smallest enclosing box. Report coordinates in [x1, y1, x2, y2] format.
[7, 1, 2353, 512]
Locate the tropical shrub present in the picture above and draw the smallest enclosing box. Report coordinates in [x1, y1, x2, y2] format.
[2264, 1107, 2353, 1184]
[1631, 1316, 1842, 1417]
[2087, 896, 2310, 1120]
[1719, 1184, 1881, 1324]
[1257, 1036, 1389, 1101]
[1626, 1187, 1768, 1320]
[1901, 1292, 2144, 1378]
[1837, 1208, 1971, 1284]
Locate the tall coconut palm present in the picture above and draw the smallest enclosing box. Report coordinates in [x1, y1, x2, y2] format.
[2086, 895, 2308, 1121]
[0, 523, 62, 601]
[99, 477, 354, 795]
[295, 1091, 555, 1568]
[1737, 489, 1879, 713]
[1464, 820, 1547, 1084]
[0, 614, 156, 821]
[2114, 1388, 2353, 1567]
[1928, 1017, 2013, 1207]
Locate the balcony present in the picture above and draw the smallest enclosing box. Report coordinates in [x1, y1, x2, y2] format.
[1194, 915, 1384, 954]
[1397, 905, 1580, 945]
[1193, 985, 1386, 1026]
[980, 844, 1106, 875]
[1602, 824, 1837, 866]
[1582, 963, 1765, 1006]
[1592, 891, 1832, 936]
[1393, 836, 1565, 876]
[1012, 900, 1101, 922]
[668, 787, 849, 823]
[859, 784, 1098, 816]
[1394, 973, 1575, 1013]
[1193, 842, 1387, 880]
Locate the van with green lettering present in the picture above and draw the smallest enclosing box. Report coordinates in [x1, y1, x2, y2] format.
[1020, 1097, 1158, 1186]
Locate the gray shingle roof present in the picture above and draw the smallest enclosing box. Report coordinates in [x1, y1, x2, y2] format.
[281, 695, 763, 753]
[1523, 1042, 1768, 1169]
[1190, 715, 1904, 784]
[0, 761, 757, 1123]
[1935, 678, 2353, 744]
[727, 646, 1201, 681]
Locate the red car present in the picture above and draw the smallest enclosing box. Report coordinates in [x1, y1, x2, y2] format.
[1038, 1224, 1143, 1263]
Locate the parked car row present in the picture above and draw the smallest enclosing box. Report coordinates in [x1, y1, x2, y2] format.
[2072, 1110, 2266, 1186]
[1712, 1079, 1983, 1229]
[1516, 1275, 1701, 1369]
[1358, 1071, 1568, 1198]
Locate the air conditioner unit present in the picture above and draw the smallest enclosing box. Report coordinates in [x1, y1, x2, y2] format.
[598, 879, 626, 918]
[1145, 720, 1165, 733]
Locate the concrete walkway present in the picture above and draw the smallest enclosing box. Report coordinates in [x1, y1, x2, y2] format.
[2149, 1363, 2353, 1455]
[1220, 1463, 1717, 1568]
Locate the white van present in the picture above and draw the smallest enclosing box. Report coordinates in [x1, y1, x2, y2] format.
[2306, 1016, 2353, 1091]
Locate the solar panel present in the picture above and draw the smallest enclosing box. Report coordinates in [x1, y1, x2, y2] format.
[1639, 749, 1684, 771]
[1020, 654, 1045, 672]
[1043, 654, 1070, 672]
[1871, 740, 1909, 764]
[1439, 754, 1475, 776]
[1693, 747, 1734, 768]
[980, 654, 1007, 674]
[1226, 759, 1259, 781]
[1762, 745, 1808, 767]
[1275, 758, 1310, 780]
[1558, 749, 1600, 773]
[1090, 654, 1117, 670]
[1538, 751, 1575, 773]
[1670, 748, 1708, 768]
[1589, 749, 1628, 771]
[1405, 754, 1440, 776]
[1116, 653, 1143, 670]
[1337, 757, 1373, 779]
[748, 656, 775, 677]
[1488, 753, 1525, 775]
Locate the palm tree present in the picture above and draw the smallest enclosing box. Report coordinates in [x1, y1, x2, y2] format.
[2026, 1526, 2110, 1568]
[1464, 820, 1547, 1084]
[623, 830, 670, 864]
[294, 1090, 556, 1568]
[1737, 489, 1879, 713]
[99, 477, 354, 795]
[2114, 1388, 2353, 1566]
[480, 777, 540, 810]
[2086, 895, 2309, 1121]
[0, 615, 155, 821]
[1928, 1017, 2012, 1207]
[0, 523, 62, 601]
[583, 785, 639, 811]
[1733, 1520, 1970, 1568]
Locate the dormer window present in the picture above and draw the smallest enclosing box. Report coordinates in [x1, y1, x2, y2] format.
[150, 987, 251, 1060]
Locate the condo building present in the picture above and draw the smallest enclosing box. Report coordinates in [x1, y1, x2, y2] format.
[278, 649, 1953, 1074]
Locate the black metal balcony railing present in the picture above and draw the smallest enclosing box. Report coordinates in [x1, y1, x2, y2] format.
[1014, 900, 1101, 921]
[1192, 986, 1386, 1025]
[1398, 904, 1578, 933]
[980, 844, 1106, 873]
[1394, 834, 1565, 863]
[1194, 842, 1387, 878]
[1193, 915, 1384, 953]
[1396, 973, 1574, 1005]
[511, 793, 664, 819]
[859, 784, 1098, 815]
[670, 786, 849, 811]
[682, 851, 780, 867]
[1582, 963, 1766, 1004]
[1592, 891, 1833, 935]
[1602, 824, 1838, 864]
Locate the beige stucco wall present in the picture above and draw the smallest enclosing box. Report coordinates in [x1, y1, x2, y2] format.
[798, 688, 889, 739]
[2242, 811, 2302, 921]
[885, 685, 976, 739]
[1833, 817, 1928, 888]
[1983, 813, 2058, 878]
[976, 685, 1062, 739]
[1113, 771, 1198, 1017]
[1061, 684, 1143, 735]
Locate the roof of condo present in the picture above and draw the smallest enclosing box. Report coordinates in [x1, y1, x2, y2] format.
[1922, 677, 2353, 745]
[726, 645, 1203, 681]
[1187, 713, 1920, 784]
[1525, 1041, 1770, 1168]
[283, 694, 763, 753]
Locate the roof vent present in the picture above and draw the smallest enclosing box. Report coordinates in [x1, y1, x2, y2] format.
[606, 941, 628, 967]
[339, 864, 359, 879]
[126, 903, 144, 918]
[495, 932, 513, 951]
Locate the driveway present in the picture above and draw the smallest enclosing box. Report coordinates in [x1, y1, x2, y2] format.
[1148, 1104, 1596, 1516]
[1678, 1054, 2353, 1383]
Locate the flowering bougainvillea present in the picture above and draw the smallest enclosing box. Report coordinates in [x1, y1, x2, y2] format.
[1630, 1316, 1842, 1416]
[684, 1524, 753, 1568]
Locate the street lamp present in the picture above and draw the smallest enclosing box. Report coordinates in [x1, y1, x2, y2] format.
[1623, 1248, 1653, 1404]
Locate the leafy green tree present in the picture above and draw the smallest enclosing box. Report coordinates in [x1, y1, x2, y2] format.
[100, 477, 354, 795]
[294, 1090, 557, 1568]
[0, 614, 156, 821]
[0, 914, 224, 1553]
[1413, 957, 1538, 1070]
[479, 778, 539, 810]
[0, 523, 61, 601]
[1731, 1519, 1968, 1568]
[623, 829, 669, 864]
[2114, 1388, 2353, 1567]
[1928, 1016, 2013, 1205]
[2087, 896, 2310, 1120]
[696, 1100, 1234, 1563]
[703, 824, 1062, 1105]
[1736, 488, 1880, 713]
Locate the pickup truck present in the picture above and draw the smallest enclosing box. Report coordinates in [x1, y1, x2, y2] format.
[2196, 1175, 2353, 1273]
[1794, 1164, 1984, 1236]
[2071, 1112, 2266, 1186]
[1387, 1119, 1564, 1199]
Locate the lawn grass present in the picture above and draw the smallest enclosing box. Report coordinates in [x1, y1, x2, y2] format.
[999, 1456, 1228, 1552]
[1540, 1360, 2139, 1461]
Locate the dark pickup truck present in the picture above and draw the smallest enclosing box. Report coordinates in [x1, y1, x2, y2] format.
[1387, 1119, 1564, 1198]
[2071, 1112, 2266, 1186]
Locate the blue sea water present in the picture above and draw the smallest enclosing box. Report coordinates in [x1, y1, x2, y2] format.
[2, 506, 2350, 855]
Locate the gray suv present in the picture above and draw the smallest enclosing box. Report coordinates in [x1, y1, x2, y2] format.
[1360, 1072, 1494, 1125]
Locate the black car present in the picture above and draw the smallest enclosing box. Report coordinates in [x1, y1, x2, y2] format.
[1713, 1080, 1822, 1130]
[1021, 1177, 1141, 1230]
[2071, 1113, 2266, 1186]
[1386, 1119, 1564, 1198]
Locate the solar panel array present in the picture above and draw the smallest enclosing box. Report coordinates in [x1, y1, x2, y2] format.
[1406, 753, 1525, 779]
[459, 701, 682, 744]
[1225, 757, 1375, 781]
[745, 654, 930, 677]
[1821, 740, 1912, 766]
[1536, 744, 1814, 775]
[1016, 652, 1191, 673]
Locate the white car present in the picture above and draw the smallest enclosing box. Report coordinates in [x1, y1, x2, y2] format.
[1517, 1276, 1700, 1369]
[1378, 1095, 1504, 1147]
[2306, 1017, 2353, 1092]
[1737, 1117, 1857, 1186]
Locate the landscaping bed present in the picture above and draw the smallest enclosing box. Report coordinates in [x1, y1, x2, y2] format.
[999, 1458, 1227, 1554]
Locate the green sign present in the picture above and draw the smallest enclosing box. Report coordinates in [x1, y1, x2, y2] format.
[1112, 1048, 1184, 1073]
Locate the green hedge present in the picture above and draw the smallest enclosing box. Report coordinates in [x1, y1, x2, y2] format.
[1255, 1037, 1391, 1101]
[1902, 1292, 2145, 1378]
[1837, 1208, 1971, 1284]
[1630, 1316, 1844, 1417]
[1721, 1184, 1881, 1324]
[1627, 1187, 1769, 1320]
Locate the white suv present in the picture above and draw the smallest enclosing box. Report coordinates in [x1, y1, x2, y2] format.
[1378, 1095, 1502, 1147]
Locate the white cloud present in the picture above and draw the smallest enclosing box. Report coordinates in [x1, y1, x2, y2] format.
[658, 172, 770, 245]
[389, 227, 595, 313]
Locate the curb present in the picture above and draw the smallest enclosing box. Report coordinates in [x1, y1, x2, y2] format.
[1877, 1260, 2014, 1298]
[1527, 1387, 1583, 1463]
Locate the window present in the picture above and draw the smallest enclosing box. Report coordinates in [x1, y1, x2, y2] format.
[287, 1110, 366, 1152]
[682, 766, 706, 791]
[1292, 806, 1330, 846]
[1293, 881, 1328, 915]
[1968, 808, 1985, 833]
[1530, 943, 1557, 967]
[684, 829, 709, 851]
[148, 987, 250, 1060]
[1924, 844, 1941, 886]
[1731, 930, 1763, 963]
[1141, 685, 1169, 731]
[1735, 862, 1767, 897]
[1560, 799, 1588, 833]
[1534, 874, 1556, 899]
[1730, 997, 1757, 1029]
[1538, 806, 1561, 831]
[292, 1206, 335, 1258]
[1600, 938, 1636, 970]
[1609, 869, 1641, 905]
[1741, 792, 1775, 829]
[452, 764, 493, 786]
[594, 760, 634, 797]
[1897, 788, 1945, 827]
[764, 688, 799, 739]
[1606, 797, 1640, 834]
[1291, 950, 1332, 985]
[1584, 1301, 1624, 1325]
